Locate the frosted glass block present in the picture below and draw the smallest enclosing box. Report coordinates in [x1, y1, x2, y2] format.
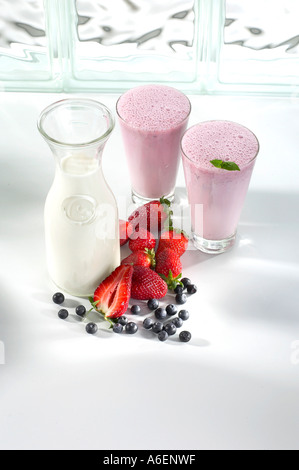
[67, 0, 198, 90]
[0, 0, 62, 91]
[1, 0, 296, 95]
[219, 0, 299, 87]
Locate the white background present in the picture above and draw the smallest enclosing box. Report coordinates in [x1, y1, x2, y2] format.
[0, 91, 299, 450]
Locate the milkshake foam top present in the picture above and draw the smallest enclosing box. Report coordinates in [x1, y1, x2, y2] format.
[181, 121, 259, 171]
[117, 85, 191, 131]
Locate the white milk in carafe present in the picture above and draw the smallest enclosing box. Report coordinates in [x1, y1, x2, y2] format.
[44, 153, 120, 297]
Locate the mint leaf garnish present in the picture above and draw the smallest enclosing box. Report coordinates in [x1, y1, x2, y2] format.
[210, 159, 223, 169]
[222, 161, 241, 171]
[210, 159, 240, 171]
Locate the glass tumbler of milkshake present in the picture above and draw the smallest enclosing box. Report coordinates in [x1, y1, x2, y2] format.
[116, 84, 191, 204]
[181, 121, 259, 254]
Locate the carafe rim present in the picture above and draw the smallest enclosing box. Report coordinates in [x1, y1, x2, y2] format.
[37, 98, 115, 148]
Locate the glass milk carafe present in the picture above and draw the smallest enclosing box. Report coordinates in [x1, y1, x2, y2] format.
[38, 99, 120, 297]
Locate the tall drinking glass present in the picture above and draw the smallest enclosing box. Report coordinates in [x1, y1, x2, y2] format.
[116, 84, 191, 204]
[181, 120, 259, 254]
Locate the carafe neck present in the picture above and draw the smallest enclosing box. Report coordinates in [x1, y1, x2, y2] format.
[38, 98, 115, 176]
[48, 141, 107, 175]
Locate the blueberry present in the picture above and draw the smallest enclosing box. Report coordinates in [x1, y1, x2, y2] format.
[172, 317, 183, 328]
[174, 285, 184, 294]
[181, 278, 192, 288]
[143, 317, 154, 330]
[85, 322, 98, 335]
[178, 309, 189, 321]
[187, 284, 197, 295]
[118, 315, 128, 326]
[155, 307, 167, 320]
[52, 292, 64, 304]
[152, 321, 164, 334]
[164, 322, 177, 336]
[147, 299, 159, 311]
[58, 309, 68, 320]
[179, 330, 191, 343]
[175, 293, 187, 305]
[125, 322, 138, 334]
[75, 305, 86, 317]
[166, 304, 177, 316]
[113, 323, 123, 334]
[131, 304, 141, 315]
[158, 330, 169, 342]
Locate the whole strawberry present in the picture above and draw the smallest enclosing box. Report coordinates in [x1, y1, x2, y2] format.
[92, 265, 133, 321]
[119, 220, 130, 246]
[155, 248, 183, 290]
[128, 227, 156, 252]
[131, 266, 168, 300]
[128, 197, 172, 233]
[156, 229, 189, 257]
[121, 248, 156, 268]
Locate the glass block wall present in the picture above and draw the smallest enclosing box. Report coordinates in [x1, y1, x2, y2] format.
[0, 0, 62, 91]
[70, 0, 197, 85]
[0, 0, 298, 94]
[216, 0, 299, 93]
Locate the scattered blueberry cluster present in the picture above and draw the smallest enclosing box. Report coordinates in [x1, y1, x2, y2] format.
[174, 277, 197, 305]
[53, 291, 98, 335]
[53, 276, 197, 342]
[143, 302, 191, 342]
[112, 277, 196, 343]
[112, 316, 138, 335]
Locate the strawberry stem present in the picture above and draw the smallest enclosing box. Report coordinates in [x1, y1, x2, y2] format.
[145, 248, 156, 268]
[159, 196, 173, 231]
[88, 297, 99, 309]
[173, 227, 189, 239]
[159, 196, 171, 208]
[88, 297, 117, 328]
[104, 316, 115, 328]
[159, 270, 183, 290]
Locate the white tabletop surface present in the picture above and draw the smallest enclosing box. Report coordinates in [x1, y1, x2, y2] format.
[0, 91, 299, 450]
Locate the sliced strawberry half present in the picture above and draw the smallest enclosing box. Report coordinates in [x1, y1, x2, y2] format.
[93, 265, 133, 319]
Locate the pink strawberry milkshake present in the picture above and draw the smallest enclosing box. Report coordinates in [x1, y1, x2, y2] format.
[116, 85, 191, 203]
[181, 121, 259, 253]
